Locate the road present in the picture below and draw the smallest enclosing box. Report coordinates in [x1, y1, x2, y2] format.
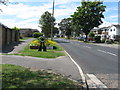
[54, 38, 118, 88]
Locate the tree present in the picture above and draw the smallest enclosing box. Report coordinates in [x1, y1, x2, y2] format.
[53, 27, 59, 37]
[58, 18, 72, 39]
[39, 11, 55, 38]
[71, 1, 106, 41]
[88, 31, 95, 37]
[33, 32, 43, 38]
[0, 0, 9, 12]
[12, 27, 20, 30]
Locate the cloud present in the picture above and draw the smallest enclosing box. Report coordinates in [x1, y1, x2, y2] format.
[105, 7, 118, 12]
[110, 15, 118, 18]
[10, 0, 120, 3]
[0, 3, 53, 19]
[0, 1, 118, 31]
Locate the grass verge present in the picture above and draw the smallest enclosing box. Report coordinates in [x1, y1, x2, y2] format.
[1, 64, 82, 89]
[4, 43, 65, 58]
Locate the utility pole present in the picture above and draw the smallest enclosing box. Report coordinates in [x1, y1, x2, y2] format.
[51, 0, 55, 40]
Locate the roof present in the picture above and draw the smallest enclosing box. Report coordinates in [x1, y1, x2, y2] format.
[19, 28, 39, 34]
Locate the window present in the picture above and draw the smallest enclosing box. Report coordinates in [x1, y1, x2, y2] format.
[114, 29, 115, 31]
[111, 29, 112, 32]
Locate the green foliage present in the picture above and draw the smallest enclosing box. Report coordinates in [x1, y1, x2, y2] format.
[94, 36, 101, 43]
[88, 32, 95, 37]
[12, 27, 20, 30]
[105, 39, 113, 44]
[53, 27, 59, 37]
[33, 32, 43, 38]
[19, 43, 64, 58]
[39, 11, 55, 38]
[58, 18, 72, 39]
[2, 64, 82, 88]
[71, 1, 106, 40]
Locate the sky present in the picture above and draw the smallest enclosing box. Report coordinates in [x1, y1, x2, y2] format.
[0, 0, 119, 31]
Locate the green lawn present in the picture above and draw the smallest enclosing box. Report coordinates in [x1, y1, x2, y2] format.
[19, 44, 65, 58]
[5, 43, 65, 58]
[1, 64, 82, 89]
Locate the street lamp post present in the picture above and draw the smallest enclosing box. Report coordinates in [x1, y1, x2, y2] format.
[51, 0, 55, 40]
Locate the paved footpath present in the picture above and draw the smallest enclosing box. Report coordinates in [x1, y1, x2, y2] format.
[1, 38, 82, 83]
[2, 55, 82, 82]
[8, 38, 35, 54]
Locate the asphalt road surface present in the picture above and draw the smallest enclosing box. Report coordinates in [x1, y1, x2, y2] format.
[54, 38, 119, 88]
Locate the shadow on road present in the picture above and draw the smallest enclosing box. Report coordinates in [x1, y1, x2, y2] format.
[2, 41, 25, 53]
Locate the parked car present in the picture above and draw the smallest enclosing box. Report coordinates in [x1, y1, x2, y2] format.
[88, 37, 94, 41]
[78, 37, 84, 41]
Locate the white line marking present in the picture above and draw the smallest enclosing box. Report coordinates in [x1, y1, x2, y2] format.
[87, 74, 107, 88]
[97, 49, 117, 56]
[64, 50, 86, 84]
[83, 46, 91, 49]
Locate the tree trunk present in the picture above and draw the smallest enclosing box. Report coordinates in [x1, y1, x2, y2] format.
[85, 34, 88, 42]
[67, 35, 70, 39]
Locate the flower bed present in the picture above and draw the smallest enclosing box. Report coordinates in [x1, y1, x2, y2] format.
[29, 39, 57, 49]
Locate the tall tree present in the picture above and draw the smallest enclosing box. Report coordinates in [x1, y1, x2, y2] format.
[39, 11, 55, 38]
[58, 18, 72, 39]
[53, 27, 59, 37]
[71, 1, 106, 41]
[0, 0, 9, 12]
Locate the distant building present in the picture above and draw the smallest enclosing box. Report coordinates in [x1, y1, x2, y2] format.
[108, 24, 120, 40]
[92, 23, 120, 41]
[19, 28, 39, 37]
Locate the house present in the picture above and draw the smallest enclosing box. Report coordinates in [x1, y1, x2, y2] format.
[0, 23, 19, 52]
[91, 27, 109, 40]
[92, 22, 120, 41]
[19, 28, 39, 37]
[108, 24, 120, 41]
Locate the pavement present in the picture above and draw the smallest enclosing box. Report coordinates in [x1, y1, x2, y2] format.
[2, 38, 35, 54]
[1, 38, 83, 85]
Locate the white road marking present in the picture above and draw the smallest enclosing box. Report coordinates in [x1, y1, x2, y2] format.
[97, 49, 117, 56]
[64, 50, 87, 87]
[87, 74, 107, 88]
[83, 46, 92, 49]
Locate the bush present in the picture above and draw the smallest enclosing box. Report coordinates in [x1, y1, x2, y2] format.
[56, 35, 60, 38]
[45, 40, 56, 46]
[29, 39, 56, 47]
[33, 32, 43, 38]
[29, 39, 40, 46]
[105, 39, 113, 44]
[101, 39, 106, 43]
[88, 32, 95, 38]
[20, 35, 24, 39]
[94, 36, 101, 43]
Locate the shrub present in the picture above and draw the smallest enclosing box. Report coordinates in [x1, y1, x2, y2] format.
[29, 39, 40, 46]
[101, 38, 106, 43]
[94, 36, 101, 43]
[88, 32, 95, 38]
[29, 39, 56, 47]
[33, 32, 43, 38]
[20, 35, 24, 39]
[45, 40, 56, 46]
[105, 39, 113, 44]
